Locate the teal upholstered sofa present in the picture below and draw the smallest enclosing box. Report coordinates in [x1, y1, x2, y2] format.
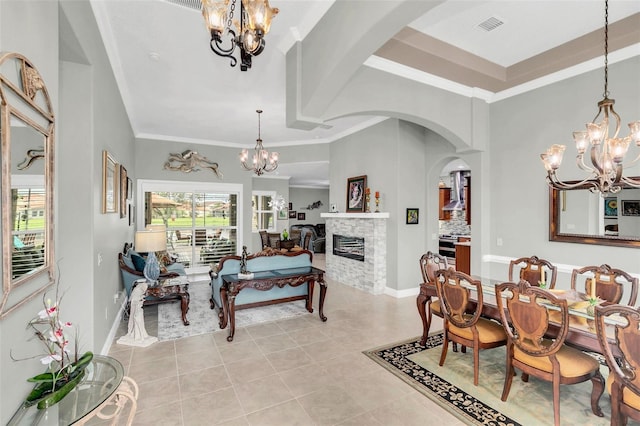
[118, 243, 187, 299]
[209, 248, 313, 327]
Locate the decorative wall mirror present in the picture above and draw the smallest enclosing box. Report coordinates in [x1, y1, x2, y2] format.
[0, 53, 55, 317]
[549, 180, 640, 248]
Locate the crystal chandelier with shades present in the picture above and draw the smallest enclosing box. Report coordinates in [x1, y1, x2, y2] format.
[201, 0, 278, 71]
[240, 110, 279, 175]
[540, 0, 640, 195]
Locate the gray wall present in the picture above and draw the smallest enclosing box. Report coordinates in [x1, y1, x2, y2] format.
[289, 187, 329, 226]
[486, 56, 640, 281]
[0, 1, 135, 422]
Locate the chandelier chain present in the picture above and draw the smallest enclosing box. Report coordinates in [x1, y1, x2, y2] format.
[227, 0, 235, 34]
[603, 0, 609, 98]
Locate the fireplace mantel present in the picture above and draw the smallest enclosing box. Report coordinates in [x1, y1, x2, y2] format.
[321, 212, 389, 219]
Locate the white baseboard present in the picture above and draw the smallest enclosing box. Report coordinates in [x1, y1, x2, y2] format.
[385, 286, 420, 298]
[101, 299, 127, 356]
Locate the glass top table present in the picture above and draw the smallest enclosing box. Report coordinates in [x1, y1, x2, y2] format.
[8, 355, 134, 426]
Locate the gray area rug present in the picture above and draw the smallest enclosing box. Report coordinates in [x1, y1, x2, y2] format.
[157, 281, 311, 341]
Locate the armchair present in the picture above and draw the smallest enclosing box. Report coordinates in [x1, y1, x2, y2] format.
[118, 243, 186, 299]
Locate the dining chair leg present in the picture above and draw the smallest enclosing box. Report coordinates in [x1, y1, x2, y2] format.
[501, 367, 515, 401]
[501, 347, 514, 401]
[439, 334, 449, 367]
[416, 295, 431, 346]
[552, 374, 561, 426]
[610, 381, 622, 426]
[473, 347, 480, 386]
[590, 371, 605, 417]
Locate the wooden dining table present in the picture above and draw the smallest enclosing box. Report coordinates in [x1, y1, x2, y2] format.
[416, 278, 622, 418]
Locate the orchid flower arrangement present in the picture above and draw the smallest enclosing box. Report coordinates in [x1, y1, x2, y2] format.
[27, 298, 76, 377]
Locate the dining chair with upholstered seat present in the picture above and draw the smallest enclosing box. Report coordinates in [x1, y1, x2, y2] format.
[595, 304, 640, 426]
[267, 232, 281, 249]
[302, 232, 312, 251]
[417, 251, 451, 346]
[571, 264, 638, 306]
[259, 230, 269, 249]
[508, 255, 557, 289]
[495, 280, 604, 426]
[434, 269, 507, 386]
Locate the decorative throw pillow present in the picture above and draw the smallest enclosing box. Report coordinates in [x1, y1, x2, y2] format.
[131, 254, 146, 272]
[156, 250, 173, 267]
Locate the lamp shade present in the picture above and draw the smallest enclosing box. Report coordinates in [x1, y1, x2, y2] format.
[135, 230, 166, 253]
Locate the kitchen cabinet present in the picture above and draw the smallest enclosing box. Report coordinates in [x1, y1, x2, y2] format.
[439, 188, 451, 220]
[455, 239, 471, 274]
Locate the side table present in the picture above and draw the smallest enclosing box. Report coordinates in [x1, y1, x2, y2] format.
[145, 276, 191, 325]
[8, 355, 138, 425]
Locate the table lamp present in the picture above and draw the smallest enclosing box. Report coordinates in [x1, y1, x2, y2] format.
[134, 229, 166, 284]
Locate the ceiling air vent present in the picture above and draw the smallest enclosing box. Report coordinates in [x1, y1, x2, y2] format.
[164, 0, 202, 11]
[477, 17, 504, 32]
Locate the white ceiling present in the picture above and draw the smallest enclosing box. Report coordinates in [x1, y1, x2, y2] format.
[90, 0, 640, 187]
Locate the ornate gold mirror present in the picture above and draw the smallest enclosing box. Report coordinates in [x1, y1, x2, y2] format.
[550, 181, 640, 248]
[0, 52, 55, 317]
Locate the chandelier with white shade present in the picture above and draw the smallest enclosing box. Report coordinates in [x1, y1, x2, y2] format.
[540, 0, 640, 195]
[239, 110, 278, 175]
[201, 0, 278, 71]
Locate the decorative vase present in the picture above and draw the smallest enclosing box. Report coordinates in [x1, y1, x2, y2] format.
[586, 304, 596, 317]
[26, 352, 93, 409]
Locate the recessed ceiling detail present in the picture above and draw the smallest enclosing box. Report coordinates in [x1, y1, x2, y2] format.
[164, 0, 201, 12]
[477, 17, 504, 32]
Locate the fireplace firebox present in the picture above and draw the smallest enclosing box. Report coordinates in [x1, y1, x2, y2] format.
[333, 234, 364, 261]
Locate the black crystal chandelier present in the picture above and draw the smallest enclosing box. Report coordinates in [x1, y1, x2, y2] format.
[201, 0, 279, 71]
[540, 0, 640, 194]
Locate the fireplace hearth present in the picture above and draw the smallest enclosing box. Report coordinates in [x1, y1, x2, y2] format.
[333, 234, 364, 262]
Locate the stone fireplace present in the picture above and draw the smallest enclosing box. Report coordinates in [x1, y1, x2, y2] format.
[321, 212, 389, 295]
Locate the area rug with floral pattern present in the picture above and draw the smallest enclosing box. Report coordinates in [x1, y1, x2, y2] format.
[363, 333, 611, 426]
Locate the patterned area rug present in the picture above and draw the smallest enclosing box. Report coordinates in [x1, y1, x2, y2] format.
[363, 334, 611, 426]
[157, 281, 311, 341]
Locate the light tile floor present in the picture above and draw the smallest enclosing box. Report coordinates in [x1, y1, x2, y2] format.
[109, 255, 461, 425]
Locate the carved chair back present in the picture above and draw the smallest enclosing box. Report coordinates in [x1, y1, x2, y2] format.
[571, 264, 638, 305]
[419, 251, 449, 283]
[595, 304, 640, 424]
[496, 280, 569, 357]
[434, 269, 482, 330]
[508, 255, 557, 289]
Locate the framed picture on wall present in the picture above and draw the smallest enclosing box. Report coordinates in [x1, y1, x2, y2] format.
[127, 177, 133, 200]
[119, 165, 128, 218]
[298, 212, 306, 220]
[622, 200, 640, 216]
[102, 150, 118, 214]
[346, 175, 367, 213]
[278, 209, 288, 220]
[406, 208, 419, 224]
[289, 210, 297, 219]
[288, 202, 292, 210]
[604, 197, 617, 217]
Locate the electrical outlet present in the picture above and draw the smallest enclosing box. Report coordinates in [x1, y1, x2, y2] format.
[497, 237, 503, 246]
[97, 252, 103, 266]
[113, 293, 119, 304]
